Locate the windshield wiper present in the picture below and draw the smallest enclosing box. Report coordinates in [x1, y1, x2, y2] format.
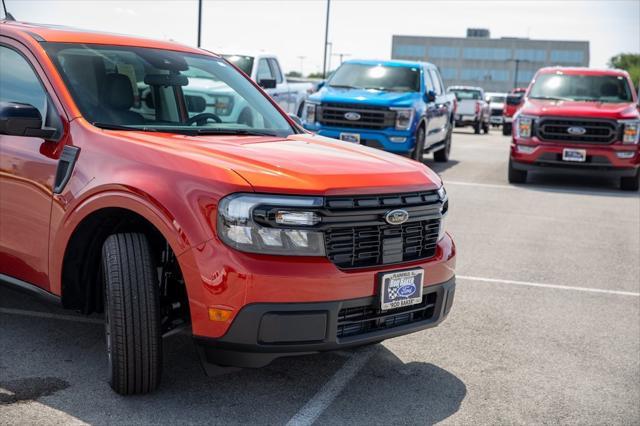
[191, 128, 280, 137]
[92, 122, 159, 132]
[328, 84, 360, 89]
[529, 96, 573, 102]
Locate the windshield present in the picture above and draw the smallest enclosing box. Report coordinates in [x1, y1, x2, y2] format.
[506, 94, 523, 105]
[450, 89, 482, 101]
[490, 96, 506, 103]
[223, 55, 254, 76]
[328, 63, 420, 92]
[529, 73, 633, 103]
[44, 43, 293, 136]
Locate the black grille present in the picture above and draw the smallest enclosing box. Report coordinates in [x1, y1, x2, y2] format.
[323, 191, 444, 269]
[491, 108, 503, 116]
[337, 291, 437, 338]
[317, 102, 396, 130]
[537, 118, 618, 144]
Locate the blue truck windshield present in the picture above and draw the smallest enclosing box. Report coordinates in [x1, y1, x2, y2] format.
[328, 63, 420, 93]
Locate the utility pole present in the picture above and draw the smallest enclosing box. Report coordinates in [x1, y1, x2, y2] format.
[332, 52, 351, 65]
[297, 56, 306, 76]
[197, 0, 203, 48]
[322, 0, 331, 79]
[513, 59, 520, 89]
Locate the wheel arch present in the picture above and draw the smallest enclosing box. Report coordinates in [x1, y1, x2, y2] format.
[53, 191, 197, 314]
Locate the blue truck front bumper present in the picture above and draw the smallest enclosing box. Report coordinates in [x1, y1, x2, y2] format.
[304, 124, 415, 154]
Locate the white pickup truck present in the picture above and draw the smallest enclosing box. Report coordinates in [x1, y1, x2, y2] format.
[222, 52, 314, 117]
[447, 85, 490, 134]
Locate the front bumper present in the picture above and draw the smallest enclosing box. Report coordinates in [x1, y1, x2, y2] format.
[195, 277, 455, 368]
[455, 114, 478, 126]
[490, 116, 504, 125]
[303, 123, 415, 154]
[510, 138, 639, 177]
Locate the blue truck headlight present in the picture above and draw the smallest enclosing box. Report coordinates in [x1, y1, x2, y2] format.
[304, 102, 318, 124]
[391, 108, 414, 130]
[218, 194, 325, 256]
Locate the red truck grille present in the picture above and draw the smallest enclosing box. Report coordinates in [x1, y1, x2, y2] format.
[537, 118, 618, 144]
[323, 191, 444, 269]
[317, 103, 396, 130]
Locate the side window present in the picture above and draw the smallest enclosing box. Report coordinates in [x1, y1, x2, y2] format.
[256, 59, 274, 81]
[429, 69, 444, 95]
[423, 69, 435, 93]
[268, 59, 283, 84]
[0, 46, 47, 120]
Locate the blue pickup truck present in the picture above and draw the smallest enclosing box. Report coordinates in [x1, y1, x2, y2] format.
[302, 59, 456, 162]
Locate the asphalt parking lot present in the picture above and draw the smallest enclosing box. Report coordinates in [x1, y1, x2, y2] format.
[1, 128, 639, 425]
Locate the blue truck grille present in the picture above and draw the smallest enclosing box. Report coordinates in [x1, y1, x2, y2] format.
[318, 103, 396, 130]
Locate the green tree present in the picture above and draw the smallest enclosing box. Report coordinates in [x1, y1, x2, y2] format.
[286, 71, 302, 78]
[608, 53, 640, 91]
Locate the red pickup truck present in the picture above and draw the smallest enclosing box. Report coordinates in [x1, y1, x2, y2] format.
[509, 68, 640, 190]
[502, 88, 526, 136]
[0, 20, 456, 395]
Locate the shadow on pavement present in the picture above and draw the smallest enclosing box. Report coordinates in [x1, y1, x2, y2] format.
[423, 158, 460, 175]
[519, 172, 639, 198]
[0, 287, 466, 424]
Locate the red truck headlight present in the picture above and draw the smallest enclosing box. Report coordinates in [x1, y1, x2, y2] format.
[620, 120, 640, 144]
[516, 115, 535, 139]
[217, 194, 325, 256]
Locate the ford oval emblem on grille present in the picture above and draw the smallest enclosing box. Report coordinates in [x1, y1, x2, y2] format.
[385, 209, 409, 226]
[567, 126, 587, 135]
[344, 112, 361, 121]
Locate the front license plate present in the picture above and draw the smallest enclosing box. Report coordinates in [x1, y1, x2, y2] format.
[340, 132, 360, 143]
[379, 269, 424, 311]
[562, 148, 586, 162]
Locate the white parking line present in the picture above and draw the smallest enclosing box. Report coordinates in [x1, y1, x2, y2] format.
[0, 308, 103, 324]
[446, 180, 514, 190]
[458, 275, 640, 297]
[286, 346, 378, 426]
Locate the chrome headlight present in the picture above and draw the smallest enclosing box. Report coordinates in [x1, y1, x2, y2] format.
[217, 194, 325, 256]
[620, 119, 640, 144]
[303, 101, 318, 124]
[437, 185, 448, 241]
[515, 115, 535, 139]
[391, 108, 414, 130]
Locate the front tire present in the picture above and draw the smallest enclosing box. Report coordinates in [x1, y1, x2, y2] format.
[412, 125, 426, 162]
[502, 123, 512, 136]
[103, 233, 162, 395]
[620, 170, 640, 191]
[434, 127, 452, 162]
[508, 159, 527, 184]
[473, 120, 481, 134]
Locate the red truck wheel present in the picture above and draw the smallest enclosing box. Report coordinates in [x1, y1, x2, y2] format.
[508, 159, 527, 184]
[102, 233, 162, 395]
[620, 171, 640, 191]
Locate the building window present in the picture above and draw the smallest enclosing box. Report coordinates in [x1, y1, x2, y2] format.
[394, 44, 426, 58]
[428, 46, 460, 59]
[460, 68, 508, 81]
[550, 50, 584, 63]
[462, 47, 511, 60]
[515, 49, 546, 62]
[516, 70, 536, 84]
[440, 68, 458, 80]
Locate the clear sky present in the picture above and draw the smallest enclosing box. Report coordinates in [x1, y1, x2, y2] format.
[5, 0, 639, 75]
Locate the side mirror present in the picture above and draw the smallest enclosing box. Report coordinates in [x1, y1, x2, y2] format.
[288, 114, 302, 127]
[0, 102, 56, 139]
[425, 90, 436, 103]
[258, 78, 277, 89]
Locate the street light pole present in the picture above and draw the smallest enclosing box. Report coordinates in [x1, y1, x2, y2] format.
[514, 59, 520, 89]
[322, 0, 331, 79]
[197, 0, 203, 48]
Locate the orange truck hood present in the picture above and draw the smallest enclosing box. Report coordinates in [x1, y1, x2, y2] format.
[111, 130, 442, 195]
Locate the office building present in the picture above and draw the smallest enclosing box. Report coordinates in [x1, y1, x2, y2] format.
[391, 30, 589, 92]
